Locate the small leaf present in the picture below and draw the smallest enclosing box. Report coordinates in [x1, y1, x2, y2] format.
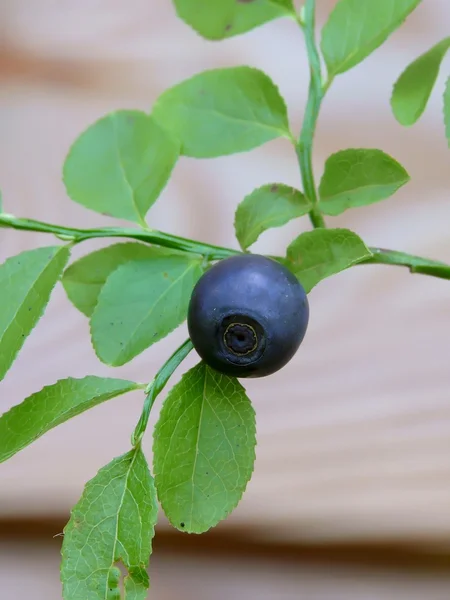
[321, 0, 422, 77]
[174, 0, 295, 40]
[63, 110, 179, 224]
[318, 149, 410, 216]
[61, 447, 158, 600]
[443, 77, 450, 146]
[153, 362, 256, 533]
[0, 245, 70, 382]
[235, 183, 311, 250]
[91, 255, 203, 366]
[0, 376, 139, 463]
[286, 228, 372, 292]
[152, 67, 290, 158]
[391, 37, 450, 126]
[63, 242, 177, 317]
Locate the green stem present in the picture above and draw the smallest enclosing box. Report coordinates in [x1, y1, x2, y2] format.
[296, 0, 326, 229]
[0, 213, 239, 261]
[132, 338, 194, 446]
[365, 248, 450, 280]
[1, 213, 449, 281]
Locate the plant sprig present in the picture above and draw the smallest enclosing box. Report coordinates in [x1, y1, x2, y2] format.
[0, 1, 448, 598]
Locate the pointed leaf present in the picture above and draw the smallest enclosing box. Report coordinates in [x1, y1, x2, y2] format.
[61, 448, 158, 600]
[153, 362, 256, 533]
[63, 243, 178, 317]
[235, 183, 311, 250]
[321, 0, 422, 77]
[391, 37, 450, 126]
[443, 77, 450, 146]
[91, 255, 203, 366]
[174, 0, 295, 40]
[63, 110, 180, 224]
[286, 228, 372, 292]
[318, 149, 410, 216]
[0, 245, 70, 382]
[152, 67, 290, 158]
[0, 376, 140, 463]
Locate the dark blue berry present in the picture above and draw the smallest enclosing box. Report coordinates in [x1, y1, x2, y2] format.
[187, 254, 309, 378]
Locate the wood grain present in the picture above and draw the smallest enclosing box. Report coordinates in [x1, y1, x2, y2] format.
[0, 0, 449, 550]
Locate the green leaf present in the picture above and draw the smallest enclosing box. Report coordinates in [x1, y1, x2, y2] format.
[443, 76, 450, 146]
[63, 242, 177, 318]
[318, 149, 410, 216]
[391, 37, 450, 126]
[61, 447, 158, 600]
[153, 362, 256, 533]
[63, 110, 180, 225]
[286, 228, 372, 292]
[235, 183, 311, 250]
[152, 67, 290, 158]
[0, 376, 139, 463]
[0, 190, 3, 212]
[173, 0, 295, 40]
[91, 255, 203, 366]
[321, 0, 422, 77]
[0, 245, 70, 382]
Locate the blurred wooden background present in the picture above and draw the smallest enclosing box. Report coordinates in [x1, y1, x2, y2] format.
[1, 0, 450, 598]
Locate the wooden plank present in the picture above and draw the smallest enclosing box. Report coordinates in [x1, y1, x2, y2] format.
[1, 0, 450, 548]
